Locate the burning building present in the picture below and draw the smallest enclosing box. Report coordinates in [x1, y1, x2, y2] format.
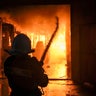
[0, 5, 71, 80]
[0, 1, 96, 96]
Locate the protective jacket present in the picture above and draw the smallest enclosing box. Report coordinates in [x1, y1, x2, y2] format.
[4, 54, 48, 96]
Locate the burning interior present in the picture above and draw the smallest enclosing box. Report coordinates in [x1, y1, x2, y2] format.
[0, 5, 71, 79]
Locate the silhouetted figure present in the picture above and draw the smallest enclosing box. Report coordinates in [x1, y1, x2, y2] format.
[4, 34, 48, 96]
[33, 41, 49, 64]
[33, 41, 44, 61]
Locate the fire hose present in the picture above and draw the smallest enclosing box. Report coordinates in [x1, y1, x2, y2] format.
[39, 16, 59, 95]
[40, 16, 59, 66]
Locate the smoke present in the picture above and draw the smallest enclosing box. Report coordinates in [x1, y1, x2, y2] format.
[0, 5, 70, 34]
[0, 11, 22, 31]
[8, 5, 60, 34]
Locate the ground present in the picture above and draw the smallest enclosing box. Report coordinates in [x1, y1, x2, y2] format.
[0, 78, 96, 96]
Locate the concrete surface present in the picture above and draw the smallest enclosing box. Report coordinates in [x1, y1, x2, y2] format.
[0, 78, 96, 96]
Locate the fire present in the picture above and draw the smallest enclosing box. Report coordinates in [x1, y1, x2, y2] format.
[25, 21, 68, 78]
[14, 16, 68, 78]
[1, 5, 71, 79]
[46, 23, 67, 78]
[49, 31, 66, 61]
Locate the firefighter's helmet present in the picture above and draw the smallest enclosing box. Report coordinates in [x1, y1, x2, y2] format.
[6, 33, 35, 55]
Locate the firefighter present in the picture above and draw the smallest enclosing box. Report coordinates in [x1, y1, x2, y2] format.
[4, 33, 48, 96]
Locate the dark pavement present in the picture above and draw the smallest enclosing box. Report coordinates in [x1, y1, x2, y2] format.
[0, 78, 96, 96]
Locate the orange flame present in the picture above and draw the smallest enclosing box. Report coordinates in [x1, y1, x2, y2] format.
[2, 5, 71, 79]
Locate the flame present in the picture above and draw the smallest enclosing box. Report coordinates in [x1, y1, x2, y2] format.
[2, 5, 71, 79]
[46, 23, 67, 78]
[50, 31, 66, 60]
[26, 21, 68, 78]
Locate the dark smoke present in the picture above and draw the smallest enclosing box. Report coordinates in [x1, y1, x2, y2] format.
[0, 5, 70, 34]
